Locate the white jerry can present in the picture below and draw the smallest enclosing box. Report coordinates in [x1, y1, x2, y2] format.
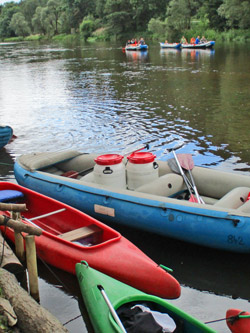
[126, 152, 159, 190]
[93, 154, 126, 189]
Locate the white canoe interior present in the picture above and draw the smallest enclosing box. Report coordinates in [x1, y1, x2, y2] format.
[18, 150, 250, 216]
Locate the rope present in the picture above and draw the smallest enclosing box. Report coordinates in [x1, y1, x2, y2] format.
[0, 162, 14, 166]
[63, 314, 82, 326]
[38, 256, 78, 299]
[35, 256, 83, 327]
[205, 311, 249, 324]
[0, 216, 10, 266]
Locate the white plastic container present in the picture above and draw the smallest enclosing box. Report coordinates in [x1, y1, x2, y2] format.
[126, 152, 159, 190]
[93, 154, 126, 189]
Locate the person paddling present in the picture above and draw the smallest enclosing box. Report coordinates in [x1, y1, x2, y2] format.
[190, 37, 195, 44]
[195, 36, 200, 44]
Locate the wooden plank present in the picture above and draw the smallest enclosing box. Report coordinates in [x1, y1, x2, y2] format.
[58, 224, 103, 244]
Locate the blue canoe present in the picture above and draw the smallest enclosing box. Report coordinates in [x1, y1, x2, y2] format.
[160, 42, 181, 49]
[125, 44, 148, 51]
[181, 41, 215, 49]
[0, 125, 13, 149]
[14, 149, 250, 253]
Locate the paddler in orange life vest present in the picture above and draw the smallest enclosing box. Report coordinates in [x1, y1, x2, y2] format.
[190, 37, 196, 44]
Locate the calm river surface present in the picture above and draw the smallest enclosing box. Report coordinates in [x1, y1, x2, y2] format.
[0, 40, 250, 332]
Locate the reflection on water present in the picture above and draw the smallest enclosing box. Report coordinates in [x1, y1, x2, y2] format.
[125, 50, 149, 62]
[160, 48, 182, 57]
[1, 41, 250, 332]
[181, 48, 215, 60]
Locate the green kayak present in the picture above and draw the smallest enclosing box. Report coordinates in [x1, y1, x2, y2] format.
[76, 261, 216, 333]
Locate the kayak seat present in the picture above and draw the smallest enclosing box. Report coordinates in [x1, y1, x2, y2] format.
[0, 190, 24, 203]
[135, 174, 185, 197]
[58, 224, 103, 245]
[214, 187, 250, 210]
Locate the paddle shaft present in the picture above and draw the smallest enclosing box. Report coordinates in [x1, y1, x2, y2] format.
[187, 169, 204, 204]
[28, 208, 66, 221]
[98, 285, 127, 333]
[22, 208, 67, 230]
[171, 150, 195, 200]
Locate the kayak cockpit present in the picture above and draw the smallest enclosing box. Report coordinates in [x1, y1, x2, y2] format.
[115, 299, 212, 332]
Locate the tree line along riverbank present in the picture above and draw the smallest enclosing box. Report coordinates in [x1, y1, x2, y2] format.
[0, 0, 250, 43]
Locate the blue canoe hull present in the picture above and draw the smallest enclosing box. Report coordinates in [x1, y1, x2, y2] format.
[14, 160, 250, 253]
[0, 126, 13, 149]
[125, 44, 148, 51]
[181, 41, 215, 49]
[160, 43, 181, 49]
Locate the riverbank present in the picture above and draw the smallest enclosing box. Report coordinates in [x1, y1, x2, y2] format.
[0, 268, 68, 332]
[1, 28, 250, 44]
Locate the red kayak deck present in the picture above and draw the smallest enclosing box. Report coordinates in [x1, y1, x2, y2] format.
[0, 182, 180, 299]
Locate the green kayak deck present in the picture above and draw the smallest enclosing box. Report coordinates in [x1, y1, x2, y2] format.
[76, 261, 216, 333]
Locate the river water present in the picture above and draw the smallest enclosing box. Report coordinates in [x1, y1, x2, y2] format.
[0, 40, 250, 332]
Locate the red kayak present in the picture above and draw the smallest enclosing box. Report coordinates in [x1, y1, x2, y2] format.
[226, 309, 250, 333]
[0, 182, 180, 299]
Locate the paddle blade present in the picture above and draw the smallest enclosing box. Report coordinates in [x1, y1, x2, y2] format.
[189, 194, 199, 203]
[168, 158, 180, 174]
[177, 154, 194, 170]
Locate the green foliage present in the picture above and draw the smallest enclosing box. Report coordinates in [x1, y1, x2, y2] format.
[80, 15, 98, 41]
[0, 3, 19, 38]
[32, 6, 47, 35]
[0, 0, 249, 41]
[106, 11, 133, 35]
[20, 0, 41, 29]
[147, 18, 166, 39]
[199, 0, 226, 31]
[10, 12, 30, 37]
[218, 0, 250, 29]
[91, 27, 109, 40]
[61, 0, 96, 31]
[130, 0, 168, 31]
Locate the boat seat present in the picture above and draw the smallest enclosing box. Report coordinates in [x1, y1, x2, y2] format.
[135, 173, 185, 197]
[237, 196, 250, 213]
[58, 224, 103, 245]
[200, 196, 218, 205]
[0, 190, 24, 203]
[213, 187, 250, 210]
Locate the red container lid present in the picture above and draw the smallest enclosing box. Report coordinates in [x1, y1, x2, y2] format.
[94, 154, 124, 165]
[127, 152, 156, 164]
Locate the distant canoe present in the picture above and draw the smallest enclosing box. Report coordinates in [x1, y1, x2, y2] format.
[0, 126, 13, 149]
[160, 42, 181, 49]
[125, 44, 148, 51]
[181, 41, 215, 49]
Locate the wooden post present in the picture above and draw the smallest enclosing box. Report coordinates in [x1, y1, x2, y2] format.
[11, 212, 25, 262]
[25, 235, 39, 302]
[0, 231, 24, 274]
[14, 231, 25, 262]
